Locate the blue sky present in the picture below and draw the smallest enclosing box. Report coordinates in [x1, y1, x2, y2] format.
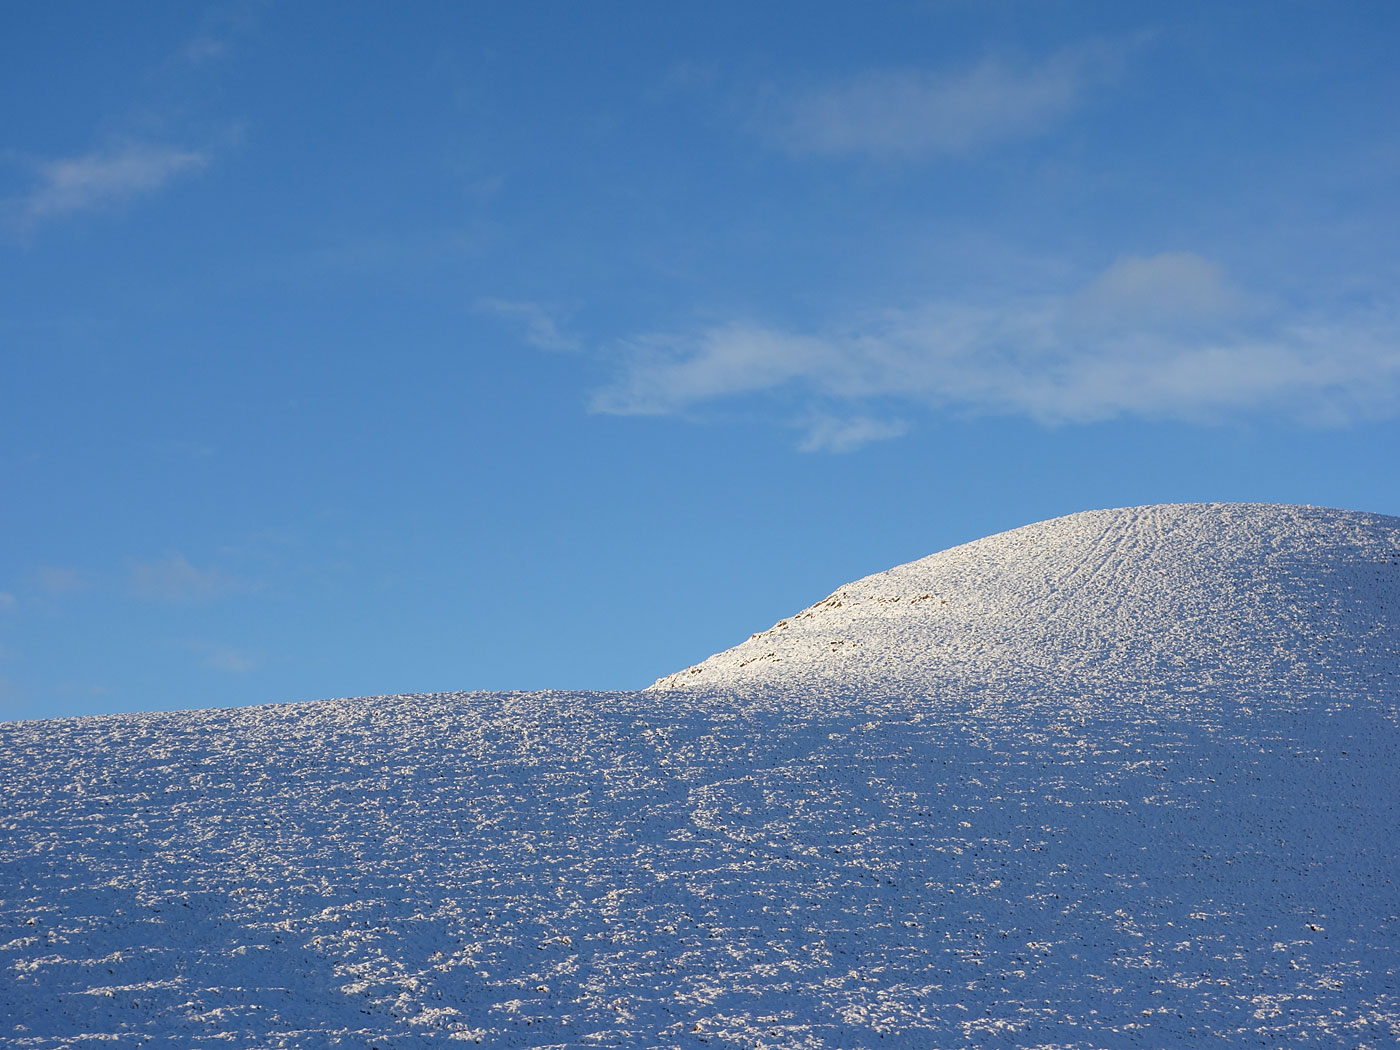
[3, 2, 1398, 720]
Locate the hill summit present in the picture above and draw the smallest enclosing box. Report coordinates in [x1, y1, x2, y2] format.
[652, 503, 1400, 702]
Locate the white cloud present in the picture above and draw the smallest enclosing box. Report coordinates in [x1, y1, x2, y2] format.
[1068, 252, 1248, 332]
[129, 553, 245, 603]
[35, 566, 87, 595]
[591, 253, 1400, 447]
[766, 42, 1127, 160]
[180, 36, 229, 65]
[477, 299, 580, 352]
[171, 2, 257, 68]
[0, 592, 15, 613]
[798, 415, 910, 453]
[591, 325, 837, 414]
[20, 142, 209, 221]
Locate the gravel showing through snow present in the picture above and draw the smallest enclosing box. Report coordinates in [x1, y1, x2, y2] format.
[2, 504, 1397, 1047]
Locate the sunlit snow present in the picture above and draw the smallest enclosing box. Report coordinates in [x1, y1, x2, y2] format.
[3, 504, 1397, 1047]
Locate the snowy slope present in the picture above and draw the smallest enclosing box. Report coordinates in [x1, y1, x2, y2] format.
[2, 504, 1398, 1048]
[652, 503, 1400, 706]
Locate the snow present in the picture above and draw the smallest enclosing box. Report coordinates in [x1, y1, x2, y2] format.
[653, 503, 1400, 706]
[2, 503, 1398, 1047]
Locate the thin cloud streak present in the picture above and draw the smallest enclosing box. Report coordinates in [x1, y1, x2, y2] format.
[129, 553, 247, 603]
[180, 36, 229, 65]
[798, 415, 910, 453]
[20, 142, 209, 221]
[35, 567, 87, 596]
[592, 253, 1400, 449]
[765, 41, 1133, 160]
[477, 298, 580, 352]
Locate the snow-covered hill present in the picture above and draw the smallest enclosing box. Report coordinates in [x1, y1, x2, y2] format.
[652, 503, 1400, 705]
[3, 504, 1398, 1048]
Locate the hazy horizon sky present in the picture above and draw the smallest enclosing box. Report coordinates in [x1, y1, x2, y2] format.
[4, 2, 1399, 720]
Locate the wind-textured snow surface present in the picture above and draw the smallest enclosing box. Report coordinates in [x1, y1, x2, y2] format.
[653, 503, 1400, 704]
[3, 505, 1398, 1048]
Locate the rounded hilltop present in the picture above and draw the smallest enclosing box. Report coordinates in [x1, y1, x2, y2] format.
[651, 503, 1400, 700]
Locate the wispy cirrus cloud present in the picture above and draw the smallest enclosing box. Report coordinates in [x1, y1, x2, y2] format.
[762, 40, 1134, 160]
[179, 35, 229, 66]
[798, 415, 910, 454]
[477, 298, 580, 351]
[169, 0, 259, 68]
[1068, 252, 1249, 332]
[129, 553, 249, 603]
[592, 252, 1400, 450]
[35, 566, 88, 596]
[18, 142, 209, 223]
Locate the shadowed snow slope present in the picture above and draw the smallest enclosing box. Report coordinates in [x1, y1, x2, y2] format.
[2, 504, 1398, 1048]
[652, 503, 1400, 704]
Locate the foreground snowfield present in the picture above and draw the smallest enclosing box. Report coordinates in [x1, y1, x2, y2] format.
[3, 505, 1398, 1048]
